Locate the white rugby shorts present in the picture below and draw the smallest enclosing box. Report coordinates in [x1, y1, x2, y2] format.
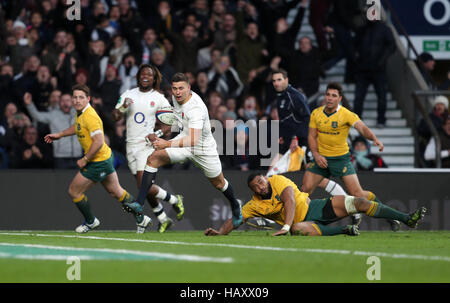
[126, 143, 154, 175]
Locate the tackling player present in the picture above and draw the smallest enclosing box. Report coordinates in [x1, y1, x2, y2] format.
[204, 173, 426, 236]
[112, 64, 184, 233]
[124, 73, 243, 228]
[44, 84, 148, 233]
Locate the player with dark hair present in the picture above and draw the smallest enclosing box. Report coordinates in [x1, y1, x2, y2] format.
[112, 64, 184, 233]
[124, 72, 243, 228]
[204, 173, 426, 236]
[301, 82, 403, 230]
[44, 84, 146, 233]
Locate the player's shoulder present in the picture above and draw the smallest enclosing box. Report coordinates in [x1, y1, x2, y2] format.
[311, 106, 324, 116]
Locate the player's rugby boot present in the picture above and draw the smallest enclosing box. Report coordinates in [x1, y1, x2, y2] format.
[343, 225, 360, 236]
[172, 195, 185, 221]
[387, 219, 401, 232]
[232, 199, 243, 228]
[136, 215, 152, 234]
[158, 217, 173, 233]
[406, 207, 427, 228]
[122, 201, 144, 215]
[75, 218, 100, 233]
[351, 214, 362, 226]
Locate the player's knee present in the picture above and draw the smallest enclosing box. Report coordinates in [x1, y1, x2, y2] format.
[353, 197, 370, 212]
[291, 222, 318, 236]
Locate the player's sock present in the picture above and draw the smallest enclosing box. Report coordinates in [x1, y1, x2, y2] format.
[312, 223, 348, 236]
[365, 201, 409, 223]
[152, 202, 168, 223]
[119, 190, 144, 223]
[137, 165, 158, 206]
[324, 180, 347, 196]
[73, 194, 95, 224]
[219, 179, 241, 217]
[155, 187, 178, 205]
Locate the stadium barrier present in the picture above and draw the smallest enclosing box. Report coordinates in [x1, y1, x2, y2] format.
[0, 169, 448, 231]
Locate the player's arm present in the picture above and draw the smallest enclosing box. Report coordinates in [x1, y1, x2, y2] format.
[272, 186, 296, 236]
[44, 124, 76, 143]
[77, 131, 104, 168]
[353, 120, 384, 152]
[112, 97, 133, 121]
[308, 127, 327, 168]
[204, 218, 236, 236]
[152, 128, 201, 150]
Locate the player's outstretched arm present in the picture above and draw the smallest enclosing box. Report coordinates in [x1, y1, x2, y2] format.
[354, 120, 384, 152]
[308, 127, 327, 168]
[272, 186, 296, 236]
[44, 124, 75, 143]
[204, 218, 237, 236]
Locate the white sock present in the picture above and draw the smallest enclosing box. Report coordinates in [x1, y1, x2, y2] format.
[144, 165, 158, 173]
[324, 180, 347, 196]
[156, 187, 178, 205]
[219, 179, 229, 192]
[153, 203, 168, 223]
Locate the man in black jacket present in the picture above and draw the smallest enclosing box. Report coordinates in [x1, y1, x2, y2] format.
[271, 69, 310, 154]
[353, 19, 396, 128]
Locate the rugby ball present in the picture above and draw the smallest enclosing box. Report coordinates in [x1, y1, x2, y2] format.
[155, 108, 177, 125]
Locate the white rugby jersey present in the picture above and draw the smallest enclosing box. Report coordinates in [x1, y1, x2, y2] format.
[116, 88, 171, 144]
[172, 91, 217, 152]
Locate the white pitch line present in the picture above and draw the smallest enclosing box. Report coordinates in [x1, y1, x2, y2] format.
[0, 232, 449, 263]
[0, 242, 233, 263]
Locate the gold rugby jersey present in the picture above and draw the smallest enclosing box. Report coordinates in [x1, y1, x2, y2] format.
[309, 105, 360, 157]
[75, 104, 111, 162]
[242, 175, 310, 225]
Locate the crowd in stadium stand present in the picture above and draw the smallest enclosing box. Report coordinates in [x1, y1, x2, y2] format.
[0, 0, 447, 170]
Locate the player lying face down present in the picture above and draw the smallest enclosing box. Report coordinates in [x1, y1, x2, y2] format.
[204, 174, 426, 237]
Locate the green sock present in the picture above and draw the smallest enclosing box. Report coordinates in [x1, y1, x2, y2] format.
[367, 201, 409, 223]
[120, 191, 143, 223]
[74, 195, 95, 224]
[314, 223, 347, 236]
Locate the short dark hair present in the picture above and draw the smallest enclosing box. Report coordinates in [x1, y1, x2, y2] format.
[171, 72, 189, 84]
[271, 68, 288, 79]
[326, 82, 343, 96]
[72, 84, 90, 97]
[247, 173, 264, 187]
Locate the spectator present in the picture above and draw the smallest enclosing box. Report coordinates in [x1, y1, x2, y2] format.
[285, 36, 322, 97]
[150, 48, 175, 92]
[417, 95, 448, 141]
[353, 19, 396, 128]
[118, 0, 147, 55]
[207, 54, 244, 99]
[237, 94, 260, 122]
[0, 63, 14, 115]
[424, 115, 450, 168]
[191, 71, 211, 101]
[11, 125, 53, 168]
[47, 89, 62, 111]
[118, 52, 138, 93]
[207, 90, 225, 120]
[41, 30, 68, 74]
[351, 136, 387, 171]
[109, 35, 130, 68]
[3, 112, 32, 159]
[23, 92, 82, 169]
[12, 55, 41, 110]
[139, 27, 164, 65]
[235, 5, 268, 84]
[29, 65, 55, 111]
[211, 13, 237, 54]
[273, 0, 307, 60]
[309, 0, 333, 53]
[86, 39, 109, 92]
[98, 64, 122, 114]
[159, 5, 211, 73]
[418, 52, 436, 89]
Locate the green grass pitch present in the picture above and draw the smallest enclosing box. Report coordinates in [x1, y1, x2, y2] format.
[0, 230, 449, 283]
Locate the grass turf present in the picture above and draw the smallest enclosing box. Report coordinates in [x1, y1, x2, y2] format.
[0, 230, 449, 283]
